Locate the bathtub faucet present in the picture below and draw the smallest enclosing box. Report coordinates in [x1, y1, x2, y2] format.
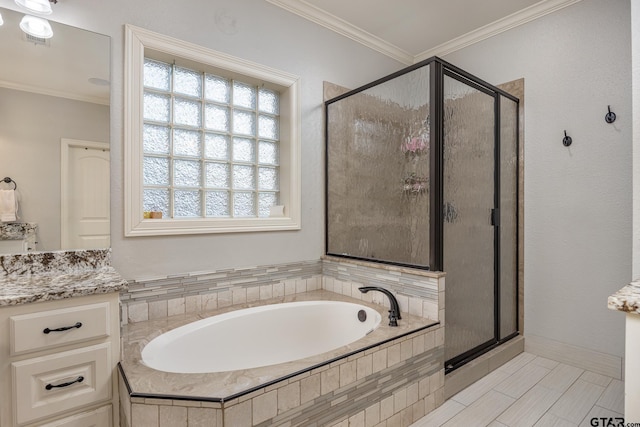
[358, 287, 402, 327]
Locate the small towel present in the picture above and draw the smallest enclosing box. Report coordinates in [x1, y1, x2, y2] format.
[0, 189, 18, 222]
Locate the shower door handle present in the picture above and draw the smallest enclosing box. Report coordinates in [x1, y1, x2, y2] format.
[491, 208, 500, 226]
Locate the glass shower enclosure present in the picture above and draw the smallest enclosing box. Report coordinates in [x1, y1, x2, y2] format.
[325, 57, 519, 372]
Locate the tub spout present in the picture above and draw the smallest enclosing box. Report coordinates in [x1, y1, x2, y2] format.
[358, 287, 402, 327]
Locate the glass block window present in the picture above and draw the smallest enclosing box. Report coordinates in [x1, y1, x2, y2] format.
[142, 58, 280, 219]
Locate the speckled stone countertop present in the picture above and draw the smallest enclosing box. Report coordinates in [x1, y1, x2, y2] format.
[608, 278, 640, 314]
[120, 290, 439, 401]
[0, 249, 127, 306]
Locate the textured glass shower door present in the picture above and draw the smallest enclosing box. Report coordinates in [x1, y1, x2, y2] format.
[326, 66, 431, 268]
[443, 74, 497, 365]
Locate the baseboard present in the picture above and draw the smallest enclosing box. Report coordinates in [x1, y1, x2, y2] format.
[444, 336, 524, 399]
[524, 334, 622, 380]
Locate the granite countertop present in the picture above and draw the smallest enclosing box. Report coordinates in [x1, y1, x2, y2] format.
[0, 249, 127, 306]
[608, 278, 640, 314]
[0, 266, 127, 306]
[120, 290, 439, 401]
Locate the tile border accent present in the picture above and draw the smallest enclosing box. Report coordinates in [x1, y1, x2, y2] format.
[120, 257, 444, 325]
[120, 260, 322, 324]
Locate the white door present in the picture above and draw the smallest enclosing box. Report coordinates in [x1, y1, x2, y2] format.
[61, 139, 110, 250]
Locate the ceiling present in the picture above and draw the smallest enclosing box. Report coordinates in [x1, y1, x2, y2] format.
[0, 5, 110, 105]
[266, 0, 583, 64]
[0, 0, 582, 101]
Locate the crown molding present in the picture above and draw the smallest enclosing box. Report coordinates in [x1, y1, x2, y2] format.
[266, 0, 583, 65]
[0, 79, 110, 105]
[414, 0, 583, 62]
[265, 0, 414, 65]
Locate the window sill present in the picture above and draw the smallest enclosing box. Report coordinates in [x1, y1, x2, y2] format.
[125, 216, 301, 236]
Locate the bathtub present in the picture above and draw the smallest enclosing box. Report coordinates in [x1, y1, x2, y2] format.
[142, 300, 382, 373]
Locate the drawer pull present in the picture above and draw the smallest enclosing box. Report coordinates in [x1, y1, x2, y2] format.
[43, 322, 82, 334]
[45, 376, 84, 390]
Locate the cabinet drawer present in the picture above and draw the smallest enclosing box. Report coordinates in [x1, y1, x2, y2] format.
[12, 343, 111, 426]
[10, 302, 110, 355]
[36, 405, 112, 427]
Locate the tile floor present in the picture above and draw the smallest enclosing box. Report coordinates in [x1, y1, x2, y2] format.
[410, 352, 624, 427]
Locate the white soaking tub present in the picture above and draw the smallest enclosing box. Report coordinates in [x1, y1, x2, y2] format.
[141, 301, 382, 373]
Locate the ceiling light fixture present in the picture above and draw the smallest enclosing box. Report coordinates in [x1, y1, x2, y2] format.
[20, 15, 53, 39]
[15, 0, 53, 15]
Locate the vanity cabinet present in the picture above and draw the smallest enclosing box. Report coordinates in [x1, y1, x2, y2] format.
[0, 293, 120, 427]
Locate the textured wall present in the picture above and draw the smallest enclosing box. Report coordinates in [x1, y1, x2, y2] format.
[444, 0, 632, 357]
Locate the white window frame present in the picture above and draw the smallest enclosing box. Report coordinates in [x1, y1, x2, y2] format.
[124, 24, 301, 236]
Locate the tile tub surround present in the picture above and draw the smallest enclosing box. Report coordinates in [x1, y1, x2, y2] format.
[120, 260, 322, 324]
[608, 278, 640, 313]
[119, 257, 444, 326]
[119, 291, 444, 426]
[322, 256, 444, 323]
[0, 249, 127, 306]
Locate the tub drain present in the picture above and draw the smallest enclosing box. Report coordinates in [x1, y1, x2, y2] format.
[357, 310, 367, 322]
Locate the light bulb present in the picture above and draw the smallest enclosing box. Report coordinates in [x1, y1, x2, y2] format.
[15, 0, 52, 15]
[20, 15, 53, 39]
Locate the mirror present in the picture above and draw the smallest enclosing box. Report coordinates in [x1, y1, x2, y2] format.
[0, 6, 110, 254]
